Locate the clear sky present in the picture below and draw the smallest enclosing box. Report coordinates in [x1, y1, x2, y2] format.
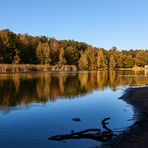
[0, 0, 148, 50]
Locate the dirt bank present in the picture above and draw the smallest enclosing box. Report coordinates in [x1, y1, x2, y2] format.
[103, 87, 148, 148]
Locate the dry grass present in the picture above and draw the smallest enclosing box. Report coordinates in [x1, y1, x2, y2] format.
[0, 64, 77, 73]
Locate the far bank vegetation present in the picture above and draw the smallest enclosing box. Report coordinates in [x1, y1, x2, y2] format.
[0, 29, 148, 72]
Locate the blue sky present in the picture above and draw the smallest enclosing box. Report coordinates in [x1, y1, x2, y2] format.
[0, 0, 148, 49]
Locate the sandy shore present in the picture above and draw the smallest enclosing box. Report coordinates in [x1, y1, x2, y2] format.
[102, 87, 148, 148]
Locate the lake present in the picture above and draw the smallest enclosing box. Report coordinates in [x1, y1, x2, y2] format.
[0, 70, 148, 148]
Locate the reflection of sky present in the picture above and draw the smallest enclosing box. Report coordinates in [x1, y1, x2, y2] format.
[0, 87, 134, 148]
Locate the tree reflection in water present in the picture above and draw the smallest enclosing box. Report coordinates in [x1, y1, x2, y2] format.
[0, 70, 147, 108]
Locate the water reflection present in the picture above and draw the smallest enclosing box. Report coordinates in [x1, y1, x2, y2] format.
[0, 70, 148, 108]
[0, 70, 144, 147]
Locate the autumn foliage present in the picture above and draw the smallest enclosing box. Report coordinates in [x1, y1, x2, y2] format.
[0, 29, 148, 70]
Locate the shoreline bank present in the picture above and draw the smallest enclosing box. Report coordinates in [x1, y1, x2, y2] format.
[0, 64, 77, 73]
[103, 87, 148, 148]
[0, 64, 147, 73]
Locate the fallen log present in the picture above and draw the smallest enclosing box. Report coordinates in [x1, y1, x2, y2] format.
[48, 117, 113, 142]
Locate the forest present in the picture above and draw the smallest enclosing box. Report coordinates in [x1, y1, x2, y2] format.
[0, 29, 148, 70]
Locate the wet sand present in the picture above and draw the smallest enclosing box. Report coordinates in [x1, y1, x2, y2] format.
[103, 87, 148, 148]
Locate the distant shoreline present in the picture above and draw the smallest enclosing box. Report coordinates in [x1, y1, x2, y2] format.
[0, 64, 147, 74]
[0, 64, 78, 73]
[104, 87, 148, 147]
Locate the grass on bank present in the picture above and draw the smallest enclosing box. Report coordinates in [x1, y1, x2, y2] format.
[0, 64, 77, 73]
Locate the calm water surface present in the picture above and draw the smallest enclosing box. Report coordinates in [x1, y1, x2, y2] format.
[0, 70, 148, 148]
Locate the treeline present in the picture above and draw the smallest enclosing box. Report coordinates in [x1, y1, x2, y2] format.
[0, 29, 148, 70]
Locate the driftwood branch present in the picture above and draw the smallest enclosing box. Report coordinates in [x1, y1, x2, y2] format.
[48, 117, 113, 142]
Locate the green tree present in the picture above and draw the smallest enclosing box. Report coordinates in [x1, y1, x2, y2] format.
[135, 50, 148, 67]
[59, 48, 67, 65]
[123, 55, 135, 68]
[36, 42, 51, 64]
[0, 36, 4, 63]
[0, 29, 18, 63]
[49, 38, 60, 65]
[97, 49, 108, 70]
[116, 53, 124, 68]
[86, 46, 97, 70]
[18, 34, 39, 64]
[78, 51, 88, 70]
[97, 49, 103, 69]
[12, 49, 20, 64]
[65, 46, 79, 65]
[109, 55, 116, 69]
